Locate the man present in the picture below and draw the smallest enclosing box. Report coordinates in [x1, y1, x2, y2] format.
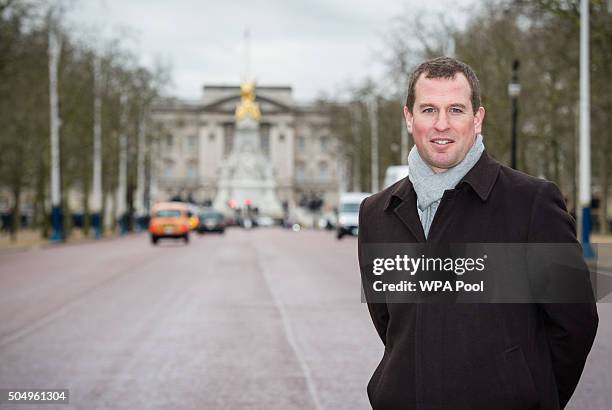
[358, 57, 598, 409]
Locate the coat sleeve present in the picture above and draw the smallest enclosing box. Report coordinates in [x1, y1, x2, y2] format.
[528, 181, 599, 408]
[358, 197, 390, 346]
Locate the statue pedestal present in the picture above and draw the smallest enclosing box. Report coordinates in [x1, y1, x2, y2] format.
[213, 117, 283, 217]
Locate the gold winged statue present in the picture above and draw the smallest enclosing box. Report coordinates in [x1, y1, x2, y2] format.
[235, 81, 261, 121]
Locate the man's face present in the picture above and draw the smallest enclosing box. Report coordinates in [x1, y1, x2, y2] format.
[404, 73, 485, 173]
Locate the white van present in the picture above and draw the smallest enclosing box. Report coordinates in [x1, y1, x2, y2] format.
[384, 165, 410, 188]
[336, 192, 371, 239]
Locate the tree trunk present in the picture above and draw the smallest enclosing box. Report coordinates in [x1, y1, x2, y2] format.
[552, 139, 560, 188]
[571, 102, 579, 220]
[62, 188, 71, 240]
[33, 160, 45, 234]
[9, 145, 24, 242]
[82, 179, 90, 236]
[600, 145, 609, 234]
[350, 103, 361, 191]
[10, 183, 21, 243]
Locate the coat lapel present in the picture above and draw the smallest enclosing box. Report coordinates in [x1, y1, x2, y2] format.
[386, 178, 426, 242]
[394, 199, 426, 242]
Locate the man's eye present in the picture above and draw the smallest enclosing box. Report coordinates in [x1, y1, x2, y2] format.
[450, 107, 464, 113]
[422, 108, 435, 113]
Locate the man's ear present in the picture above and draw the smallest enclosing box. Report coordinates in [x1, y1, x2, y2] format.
[474, 106, 485, 134]
[403, 105, 413, 134]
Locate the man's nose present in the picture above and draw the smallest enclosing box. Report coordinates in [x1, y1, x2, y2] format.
[434, 111, 450, 132]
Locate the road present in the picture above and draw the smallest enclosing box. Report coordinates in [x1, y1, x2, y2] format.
[0, 228, 611, 409]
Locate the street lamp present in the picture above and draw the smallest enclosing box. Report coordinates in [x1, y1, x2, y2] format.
[368, 95, 379, 193]
[579, 0, 594, 258]
[508, 59, 521, 170]
[48, 15, 63, 242]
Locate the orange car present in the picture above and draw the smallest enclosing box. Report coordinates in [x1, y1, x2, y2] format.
[148, 202, 191, 245]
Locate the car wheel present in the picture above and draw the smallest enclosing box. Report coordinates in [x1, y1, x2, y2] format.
[151, 235, 158, 245]
[184, 234, 189, 244]
[336, 231, 343, 240]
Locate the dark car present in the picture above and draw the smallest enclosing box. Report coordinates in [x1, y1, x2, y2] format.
[197, 210, 225, 234]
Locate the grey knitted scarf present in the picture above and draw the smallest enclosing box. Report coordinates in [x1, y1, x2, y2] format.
[407, 134, 485, 238]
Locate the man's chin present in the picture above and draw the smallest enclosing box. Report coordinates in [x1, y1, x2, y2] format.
[425, 157, 460, 173]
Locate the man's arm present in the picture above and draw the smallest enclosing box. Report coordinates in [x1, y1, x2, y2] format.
[358, 197, 390, 345]
[528, 181, 599, 408]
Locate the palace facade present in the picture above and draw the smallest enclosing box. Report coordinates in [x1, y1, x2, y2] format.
[150, 84, 343, 214]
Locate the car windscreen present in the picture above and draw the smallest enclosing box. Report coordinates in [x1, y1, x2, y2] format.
[155, 209, 182, 217]
[340, 203, 360, 213]
[200, 212, 223, 220]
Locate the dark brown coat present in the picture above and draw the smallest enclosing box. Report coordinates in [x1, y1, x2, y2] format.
[358, 152, 598, 410]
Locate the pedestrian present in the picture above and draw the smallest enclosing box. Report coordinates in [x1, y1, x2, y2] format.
[358, 56, 598, 409]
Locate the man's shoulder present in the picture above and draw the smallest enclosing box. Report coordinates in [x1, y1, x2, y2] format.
[495, 161, 559, 198]
[462, 151, 558, 202]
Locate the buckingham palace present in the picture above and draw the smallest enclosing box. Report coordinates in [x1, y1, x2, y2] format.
[150, 83, 342, 216]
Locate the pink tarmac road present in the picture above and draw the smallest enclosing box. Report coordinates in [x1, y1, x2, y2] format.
[0, 228, 610, 409]
[0, 229, 379, 410]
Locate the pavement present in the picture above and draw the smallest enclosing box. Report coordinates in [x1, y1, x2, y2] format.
[0, 228, 610, 409]
[0, 229, 119, 254]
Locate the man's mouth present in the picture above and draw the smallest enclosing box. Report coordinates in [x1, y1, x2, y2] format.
[431, 138, 454, 145]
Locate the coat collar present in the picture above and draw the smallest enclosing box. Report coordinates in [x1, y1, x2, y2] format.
[382, 151, 500, 242]
[457, 151, 501, 201]
[384, 150, 501, 212]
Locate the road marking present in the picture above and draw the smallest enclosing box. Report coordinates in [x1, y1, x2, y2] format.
[254, 245, 324, 410]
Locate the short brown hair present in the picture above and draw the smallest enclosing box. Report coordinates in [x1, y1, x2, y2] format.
[405, 56, 481, 114]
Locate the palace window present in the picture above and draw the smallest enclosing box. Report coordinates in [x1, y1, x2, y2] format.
[320, 136, 329, 152]
[318, 161, 329, 182]
[297, 136, 306, 153]
[187, 135, 198, 150]
[187, 161, 198, 179]
[223, 123, 235, 156]
[164, 159, 174, 177]
[260, 123, 271, 157]
[296, 162, 306, 181]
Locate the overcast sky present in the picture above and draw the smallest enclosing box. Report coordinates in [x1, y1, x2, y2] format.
[67, 0, 475, 102]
